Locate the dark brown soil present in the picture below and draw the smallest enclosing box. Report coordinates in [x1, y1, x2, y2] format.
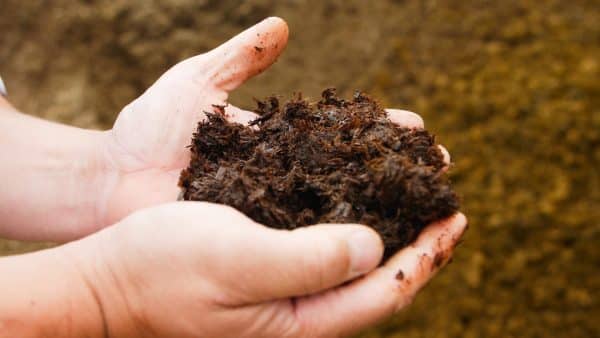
[179, 89, 459, 259]
[4, 1, 598, 336]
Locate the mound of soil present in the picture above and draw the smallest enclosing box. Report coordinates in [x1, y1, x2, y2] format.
[179, 89, 458, 259]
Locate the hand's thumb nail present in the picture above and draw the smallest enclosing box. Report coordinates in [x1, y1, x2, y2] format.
[347, 230, 382, 277]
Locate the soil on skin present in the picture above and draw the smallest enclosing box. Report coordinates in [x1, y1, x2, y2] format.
[179, 89, 458, 259]
[2, 1, 599, 337]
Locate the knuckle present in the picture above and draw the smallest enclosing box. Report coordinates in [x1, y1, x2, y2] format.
[319, 234, 352, 276]
[300, 234, 350, 291]
[393, 278, 416, 311]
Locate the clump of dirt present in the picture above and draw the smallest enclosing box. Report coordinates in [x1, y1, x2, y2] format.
[179, 88, 459, 259]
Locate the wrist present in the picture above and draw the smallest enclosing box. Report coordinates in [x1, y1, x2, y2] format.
[0, 108, 113, 241]
[0, 243, 107, 338]
[65, 225, 148, 338]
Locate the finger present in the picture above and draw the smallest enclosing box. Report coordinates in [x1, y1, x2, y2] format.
[438, 145, 451, 164]
[386, 109, 424, 129]
[292, 213, 467, 337]
[385, 109, 450, 170]
[202, 17, 289, 92]
[0, 75, 7, 97]
[382, 213, 466, 301]
[438, 144, 451, 173]
[224, 104, 258, 125]
[220, 223, 383, 304]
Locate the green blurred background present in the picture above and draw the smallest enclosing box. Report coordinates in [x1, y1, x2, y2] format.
[1, 1, 598, 337]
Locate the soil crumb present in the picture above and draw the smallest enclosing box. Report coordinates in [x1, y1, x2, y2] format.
[179, 88, 459, 259]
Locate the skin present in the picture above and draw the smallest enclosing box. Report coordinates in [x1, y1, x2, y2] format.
[0, 17, 467, 337]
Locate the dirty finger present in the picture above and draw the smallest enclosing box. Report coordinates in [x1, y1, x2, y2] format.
[292, 213, 467, 337]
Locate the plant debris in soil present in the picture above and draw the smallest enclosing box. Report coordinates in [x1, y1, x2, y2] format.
[179, 88, 459, 260]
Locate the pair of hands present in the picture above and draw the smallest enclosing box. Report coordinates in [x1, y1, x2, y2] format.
[4, 17, 466, 337]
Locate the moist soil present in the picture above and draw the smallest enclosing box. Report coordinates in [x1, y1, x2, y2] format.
[179, 89, 458, 259]
[2, 1, 598, 337]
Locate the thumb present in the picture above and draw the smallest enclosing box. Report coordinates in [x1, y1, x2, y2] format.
[202, 16, 288, 92]
[132, 17, 288, 110]
[220, 223, 383, 305]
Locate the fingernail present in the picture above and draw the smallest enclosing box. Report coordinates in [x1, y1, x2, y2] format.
[347, 230, 382, 277]
[0, 76, 7, 97]
[406, 111, 424, 128]
[438, 145, 451, 164]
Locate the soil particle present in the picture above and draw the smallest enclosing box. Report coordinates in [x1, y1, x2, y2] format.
[2, 1, 597, 336]
[396, 270, 405, 281]
[179, 88, 459, 259]
[433, 251, 446, 269]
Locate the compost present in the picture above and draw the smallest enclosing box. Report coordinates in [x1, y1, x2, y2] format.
[179, 89, 459, 259]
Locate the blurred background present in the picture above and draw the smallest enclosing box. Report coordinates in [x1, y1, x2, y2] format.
[1, 1, 598, 337]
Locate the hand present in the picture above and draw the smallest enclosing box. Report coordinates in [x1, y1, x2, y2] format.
[0, 17, 291, 241]
[96, 17, 288, 226]
[0, 17, 452, 244]
[95, 17, 451, 231]
[69, 202, 466, 338]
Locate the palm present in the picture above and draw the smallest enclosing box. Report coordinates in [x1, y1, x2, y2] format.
[98, 18, 288, 225]
[95, 17, 443, 227]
